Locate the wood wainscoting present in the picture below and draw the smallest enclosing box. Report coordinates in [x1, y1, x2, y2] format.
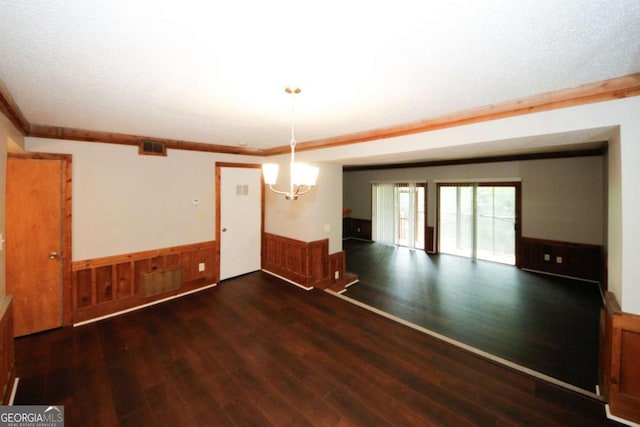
[519, 237, 604, 284]
[600, 292, 640, 423]
[328, 251, 346, 289]
[342, 217, 372, 240]
[262, 233, 332, 289]
[72, 241, 217, 323]
[0, 297, 15, 404]
[328, 250, 360, 293]
[426, 226, 435, 253]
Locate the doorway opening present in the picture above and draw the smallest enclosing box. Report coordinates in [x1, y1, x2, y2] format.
[437, 182, 520, 265]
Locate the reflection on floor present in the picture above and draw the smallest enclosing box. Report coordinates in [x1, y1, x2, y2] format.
[342, 239, 603, 392]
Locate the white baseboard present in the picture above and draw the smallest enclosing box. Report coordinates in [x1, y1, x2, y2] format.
[9, 377, 19, 405]
[73, 283, 218, 327]
[262, 270, 313, 290]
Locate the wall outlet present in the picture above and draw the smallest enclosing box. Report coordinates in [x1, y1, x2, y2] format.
[334, 271, 340, 280]
[544, 253, 550, 261]
[198, 262, 205, 272]
[556, 256, 563, 264]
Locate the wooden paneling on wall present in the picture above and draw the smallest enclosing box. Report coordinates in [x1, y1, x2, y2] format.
[600, 292, 640, 423]
[262, 233, 330, 288]
[328, 251, 346, 288]
[0, 297, 15, 405]
[426, 226, 435, 253]
[72, 241, 217, 322]
[519, 237, 604, 283]
[342, 217, 372, 240]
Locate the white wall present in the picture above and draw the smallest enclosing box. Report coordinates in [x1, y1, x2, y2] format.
[0, 113, 25, 297]
[344, 155, 604, 245]
[25, 137, 344, 264]
[618, 102, 640, 314]
[264, 154, 343, 254]
[607, 130, 622, 305]
[27, 138, 262, 260]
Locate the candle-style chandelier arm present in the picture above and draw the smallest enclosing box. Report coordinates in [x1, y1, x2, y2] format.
[266, 184, 314, 200]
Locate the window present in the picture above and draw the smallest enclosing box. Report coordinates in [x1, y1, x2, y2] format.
[438, 183, 518, 265]
[372, 182, 425, 249]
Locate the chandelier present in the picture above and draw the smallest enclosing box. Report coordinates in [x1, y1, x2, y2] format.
[262, 87, 319, 200]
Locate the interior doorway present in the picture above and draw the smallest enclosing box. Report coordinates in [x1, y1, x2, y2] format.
[437, 182, 521, 265]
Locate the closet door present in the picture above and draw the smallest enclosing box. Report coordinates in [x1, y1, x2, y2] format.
[219, 166, 262, 280]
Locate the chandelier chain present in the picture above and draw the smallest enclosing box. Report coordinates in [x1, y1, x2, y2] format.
[289, 87, 298, 148]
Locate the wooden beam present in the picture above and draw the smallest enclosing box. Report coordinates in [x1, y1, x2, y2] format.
[3, 73, 639, 156]
[0, 80, 30, 135]
[342, 146, 607, 171]
[264, 73, 640, 156]
[28, 124, 265, 156]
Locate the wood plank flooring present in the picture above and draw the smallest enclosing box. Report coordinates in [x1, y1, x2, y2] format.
[342, 239, 603, 392]
[14, 271, 619, 426]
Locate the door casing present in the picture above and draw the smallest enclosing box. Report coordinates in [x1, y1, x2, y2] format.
[215, 162, 264, 281]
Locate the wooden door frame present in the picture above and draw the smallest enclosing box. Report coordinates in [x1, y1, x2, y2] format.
[214, 162, 265, 281]
[435, 181, 522, 266]
[7, 152, 73, 326]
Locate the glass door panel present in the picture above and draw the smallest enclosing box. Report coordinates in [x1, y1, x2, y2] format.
[439, 184, 516, 265]
[476, 186, 515, 264]
[439, 185, 473, 258]
[395, 184, 425, 249]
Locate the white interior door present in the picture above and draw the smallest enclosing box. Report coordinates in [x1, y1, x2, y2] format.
[220, 167, 262, 280]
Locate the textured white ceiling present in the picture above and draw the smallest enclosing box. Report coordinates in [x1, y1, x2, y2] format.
[1, 0, 639, 156]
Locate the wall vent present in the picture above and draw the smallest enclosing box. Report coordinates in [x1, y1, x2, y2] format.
[142, 268, 181, 297]
[139, 140, 167, 156]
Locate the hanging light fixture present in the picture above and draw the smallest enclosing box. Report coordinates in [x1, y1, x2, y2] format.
[262, 87, 319, 201]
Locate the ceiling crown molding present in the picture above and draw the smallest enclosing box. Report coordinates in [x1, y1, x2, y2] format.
[27, 124, 264, 155]
[0, 79, 30, 134]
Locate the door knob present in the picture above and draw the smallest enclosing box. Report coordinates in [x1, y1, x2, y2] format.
[222, 227, 227, 232]
[49, 252, 59, 259]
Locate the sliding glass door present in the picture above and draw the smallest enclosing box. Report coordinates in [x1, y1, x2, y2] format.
[438, 183, 518, 265]
[372, 182, 426, 249]
[439, 185, 474, 258]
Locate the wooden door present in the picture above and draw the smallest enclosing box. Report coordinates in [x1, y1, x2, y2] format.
[217, 164, 263, 281]
[6, 156, 64, 336]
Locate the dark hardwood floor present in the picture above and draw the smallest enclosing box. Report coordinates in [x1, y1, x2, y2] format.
[14, 271, 619, 426]
[342, 239, 603, 392]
